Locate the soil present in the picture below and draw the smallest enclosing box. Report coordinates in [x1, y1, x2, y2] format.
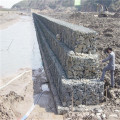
[0, 12, 62, 120]
[37, 10, 120, 120]
[0, 11, 20, 30]
[0, 68, 60, 120]
[40, 11, 120, 87]
[0, 9, 120, 120]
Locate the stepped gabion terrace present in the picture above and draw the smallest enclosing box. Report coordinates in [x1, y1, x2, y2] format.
[33, 13, 104, 114]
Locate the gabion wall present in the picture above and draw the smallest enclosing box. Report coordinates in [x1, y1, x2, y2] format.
[35, 14, 100, 79]
[33, 13, 104, 110]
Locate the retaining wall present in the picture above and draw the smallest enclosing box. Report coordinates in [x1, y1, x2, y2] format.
[35, 14, 99, 79]
[33, 13, 104, 114]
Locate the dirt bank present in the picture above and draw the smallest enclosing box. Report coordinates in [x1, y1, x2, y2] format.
[37, 11, 120, 120]
[0, 68, 59, 120]
[0, 69, 33, 120]
[0, 11, 20, 29]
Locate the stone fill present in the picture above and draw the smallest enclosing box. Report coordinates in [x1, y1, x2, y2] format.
[35, 14, 99, 79]
[33, 13, 104, 114]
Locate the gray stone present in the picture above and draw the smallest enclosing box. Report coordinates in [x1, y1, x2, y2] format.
[101, 114, 106, 119]
[33, 13, 104, 112]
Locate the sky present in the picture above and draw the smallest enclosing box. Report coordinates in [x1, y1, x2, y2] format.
[0, 0, 22, 8]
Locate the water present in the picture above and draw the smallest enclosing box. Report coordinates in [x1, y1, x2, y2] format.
[0, 16, 43, 78]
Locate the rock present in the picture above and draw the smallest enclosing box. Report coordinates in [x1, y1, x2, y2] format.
[114, 110, 120, 113]
[101, 114, 106, 119]
[56, 34, 61, 40]
[103, 28, 113, 33]
[96, 113, 101, 116]
[115, 99, 120, 105]
[108, 114, 118, 120]
[63, 102, 67, 107]
[91, 113, 95, 117]
[75, 100, 81, 105]
[98, 13, 108, 17]
[94, 108, 103, 113]
[109, 114, 118, 118]
[104, 33, 113, 37]
[114, 12, 120, 18]
[96, 115, 102, 120]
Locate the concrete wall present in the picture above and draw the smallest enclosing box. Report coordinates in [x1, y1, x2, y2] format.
[33, 13, 104, 114]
